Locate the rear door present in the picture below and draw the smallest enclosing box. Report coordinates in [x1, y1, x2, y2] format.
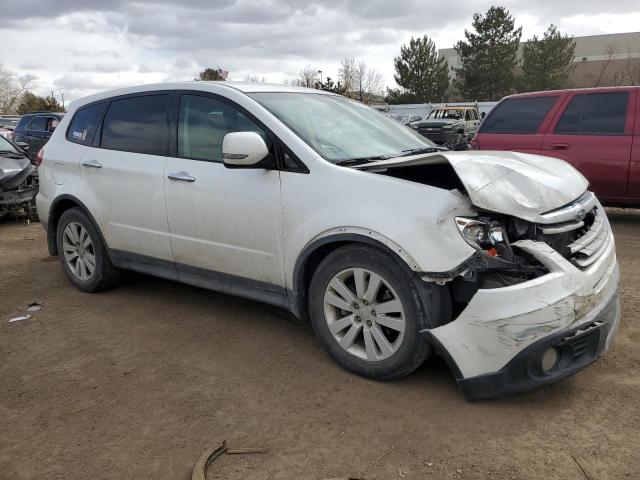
[475, 95, 562, 153]
[78, 93, 173, 261]
[22, 116, 49, 155]
[541, 89, 635, 199]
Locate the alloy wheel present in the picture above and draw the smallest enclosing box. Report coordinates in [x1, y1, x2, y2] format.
[62, 221, 96, 281]
[323, 267, 406, 361]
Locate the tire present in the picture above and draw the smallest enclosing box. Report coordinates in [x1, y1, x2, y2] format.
[56, 207, 120, 292]
[309, 244, 445, 381]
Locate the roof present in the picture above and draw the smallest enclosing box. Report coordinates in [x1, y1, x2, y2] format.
[504, 85, 640, 99]
[20, 111, 65, 116]
[67, 81, 333, 110]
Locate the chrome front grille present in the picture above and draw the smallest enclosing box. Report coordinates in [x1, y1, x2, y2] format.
[567, 207, 611, 268]
[537, 192, 612, 270]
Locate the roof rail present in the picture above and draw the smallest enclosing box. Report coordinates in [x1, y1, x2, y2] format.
[22, 111, 63, 115]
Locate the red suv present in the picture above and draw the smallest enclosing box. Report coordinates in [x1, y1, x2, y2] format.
[471, 86, 640, 206]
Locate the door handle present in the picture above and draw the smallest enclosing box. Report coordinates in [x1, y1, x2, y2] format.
[551, 143, 569, 151]
[167, 172, 195, 182]
[81, 159, 102, 168]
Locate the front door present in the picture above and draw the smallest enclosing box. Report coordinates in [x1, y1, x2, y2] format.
[164, 92, 285, 286]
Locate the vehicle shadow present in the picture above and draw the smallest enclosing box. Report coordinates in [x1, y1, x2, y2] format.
[605, 207, 640, 225]
[112, 264, 595, 406]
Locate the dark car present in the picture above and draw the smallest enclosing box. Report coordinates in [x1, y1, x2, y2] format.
[0, 135, 38, 220]
[409, 107, 469, 145]
[471, 86, 640, 206]
[13, 112, 64, 159]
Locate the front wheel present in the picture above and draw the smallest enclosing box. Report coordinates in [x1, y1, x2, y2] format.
[309, 244, 442, 381]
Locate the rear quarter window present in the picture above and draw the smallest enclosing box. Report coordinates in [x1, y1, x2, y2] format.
[480, 96, 558, 134]
[554, 92, 629, 135]
[66, 103, 106, 145]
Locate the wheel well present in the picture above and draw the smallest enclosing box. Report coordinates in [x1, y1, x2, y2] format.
[47, 197, 83, 255]
[294, 240, 350, 320]
[292, 238, 413, 320]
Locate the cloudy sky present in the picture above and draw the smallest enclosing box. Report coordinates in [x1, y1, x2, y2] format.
[2, 1, 640, 103]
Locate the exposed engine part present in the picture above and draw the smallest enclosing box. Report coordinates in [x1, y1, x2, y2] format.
[0, 170, 39, 221]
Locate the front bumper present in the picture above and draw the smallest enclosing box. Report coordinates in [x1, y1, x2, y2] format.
[426, 229, 620, 400]
[0, 185, 38, 206]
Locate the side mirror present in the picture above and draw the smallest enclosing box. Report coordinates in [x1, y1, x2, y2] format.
[222, 132, 270, 168]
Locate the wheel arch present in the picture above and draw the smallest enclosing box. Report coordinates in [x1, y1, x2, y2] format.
[289, 230, 424, 320]
[47, 194, 107, 256]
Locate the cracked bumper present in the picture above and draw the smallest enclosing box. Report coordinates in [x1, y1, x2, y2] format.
[426, 230, 620, 400]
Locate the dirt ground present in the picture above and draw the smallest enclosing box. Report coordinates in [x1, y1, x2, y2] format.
[1, 210, 639, 480]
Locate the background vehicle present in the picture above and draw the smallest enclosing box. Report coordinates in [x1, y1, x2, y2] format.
[0, 135, 38, 220]
[36, 83, 619, 399]
[0, 116, 20, 140]
[402, 114, 422, 125]
[410, 105, 480, 145]
[13, 112, 64, 159]
[471, 86, 640, 206]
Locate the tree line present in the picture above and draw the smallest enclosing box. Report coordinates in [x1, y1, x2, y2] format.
[389, 6, 576, 103]
[0, 65, 65, 115]
[281, 5, 576, 104]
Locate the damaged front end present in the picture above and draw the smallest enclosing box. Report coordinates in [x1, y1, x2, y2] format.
[355, 151, 620, 399]
[427, 192, 619, 400]
[0, 156, 39, 221]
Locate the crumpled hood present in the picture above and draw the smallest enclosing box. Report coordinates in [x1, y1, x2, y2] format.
[354, 150, 589, 222]
[0, 155, 33, 191]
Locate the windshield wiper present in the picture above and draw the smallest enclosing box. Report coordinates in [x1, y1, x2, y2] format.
[399, 147, 444, 156]
[336, 155, 391, 166]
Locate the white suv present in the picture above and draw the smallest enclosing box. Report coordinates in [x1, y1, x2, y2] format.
[36, 82, 620, 399]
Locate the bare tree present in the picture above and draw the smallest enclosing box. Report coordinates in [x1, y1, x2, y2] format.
[594, 42, 617, 87]
[621, 53, 640, 85]
[0, 65, 36, 114]
[338, 57, 357, 93]
[243, 74, 266, 83]
[290, 65, 319, 88]
[355, 60, 384, 103]
[339, 58, 384, 103]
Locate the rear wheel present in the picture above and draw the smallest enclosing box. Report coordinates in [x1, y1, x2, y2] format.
[56, 208, 120, 292]
[309, 244, 439, 380]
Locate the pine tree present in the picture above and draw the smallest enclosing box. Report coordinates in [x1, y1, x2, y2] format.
[454, 6, 522, 100]
[519, 25, 576, 91]
[392, 35, 449, 103]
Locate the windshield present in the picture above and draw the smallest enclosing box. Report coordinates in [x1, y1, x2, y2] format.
[0, 135, 18, 153]
[428, 109, 463, 120]
[248, 92, 436, 163]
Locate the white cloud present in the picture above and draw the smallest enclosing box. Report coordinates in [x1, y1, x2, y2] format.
[0, 1, 638, 103]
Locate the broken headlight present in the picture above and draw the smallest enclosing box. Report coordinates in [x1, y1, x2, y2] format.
[455, 217, 505, 250]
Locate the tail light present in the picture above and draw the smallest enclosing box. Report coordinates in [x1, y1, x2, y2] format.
[35, 148, 44, 167]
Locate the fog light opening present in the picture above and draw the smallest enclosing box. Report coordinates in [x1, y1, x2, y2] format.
[541, 347, 559, 373]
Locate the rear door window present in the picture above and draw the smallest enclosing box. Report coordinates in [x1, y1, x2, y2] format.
[480, 96, 558, 134]
[67, 104, 105, 145]
[100, 94, 169, 155]
[554, 92, 629, 135]
[26, 116, 47, 131]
